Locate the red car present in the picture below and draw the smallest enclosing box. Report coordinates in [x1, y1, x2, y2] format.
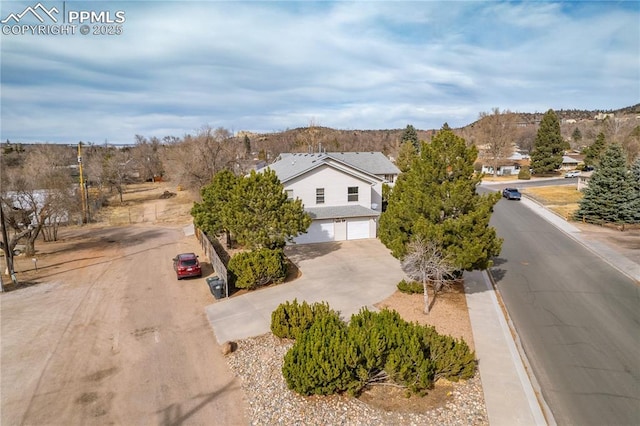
[173, 253, 202, 280]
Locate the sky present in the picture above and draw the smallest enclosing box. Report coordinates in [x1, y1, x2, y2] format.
[1, 1, 638, 145]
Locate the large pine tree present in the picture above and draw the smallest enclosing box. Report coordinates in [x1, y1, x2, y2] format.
[379, 126, 502, 271]
[530, 109, 568, 174]
[191, 169, 238, 245]
[627, 157, 640, 224]
[227, 169, 311, 249]
[401, 124, 420, 151]
[574, 144, 638, 225]
[583, 132, 606, 167]
[192, 169, 311, 248]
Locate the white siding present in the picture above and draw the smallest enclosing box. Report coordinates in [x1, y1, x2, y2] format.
[285, 165, 372, 209]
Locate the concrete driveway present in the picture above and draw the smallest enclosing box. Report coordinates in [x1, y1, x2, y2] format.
[205, 239, 405, 344]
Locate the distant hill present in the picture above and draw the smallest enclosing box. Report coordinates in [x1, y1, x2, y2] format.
[243, 104, 639, 159]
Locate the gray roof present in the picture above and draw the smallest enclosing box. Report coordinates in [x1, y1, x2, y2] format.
[263, 152, 399, 183]
[305, 205, 380, 220]
[562, 155, 580, 164]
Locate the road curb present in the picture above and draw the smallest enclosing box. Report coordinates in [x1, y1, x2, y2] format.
[485, 269, 557, 426]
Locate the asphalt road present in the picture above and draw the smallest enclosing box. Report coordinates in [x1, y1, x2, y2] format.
[490, 197, 640, 425]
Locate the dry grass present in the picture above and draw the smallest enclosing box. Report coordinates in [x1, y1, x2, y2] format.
[522, 185, 583, 220]
[95, 182, 195, 225]
[522, 185, 583, 204]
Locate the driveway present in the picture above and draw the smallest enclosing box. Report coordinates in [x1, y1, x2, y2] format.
[205, 239, 405, 344]
[1, 224, 248, 426]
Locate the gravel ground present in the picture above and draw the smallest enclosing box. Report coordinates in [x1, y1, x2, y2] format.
[226, 333, 488, 426]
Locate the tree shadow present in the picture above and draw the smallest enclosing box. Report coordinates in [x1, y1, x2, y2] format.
[284, 241, 342, 265]
[488, 268, 506, 284]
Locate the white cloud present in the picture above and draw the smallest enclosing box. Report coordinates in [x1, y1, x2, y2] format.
[1, 1, 638, 143]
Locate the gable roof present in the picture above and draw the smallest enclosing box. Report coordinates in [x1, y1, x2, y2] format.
[265, 152, 399, 183]
[562, 155, 580, 164]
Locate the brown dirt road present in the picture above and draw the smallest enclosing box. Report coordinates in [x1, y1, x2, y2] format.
[1, 188, 248, 425]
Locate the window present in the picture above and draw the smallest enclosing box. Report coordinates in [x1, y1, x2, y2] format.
[316, 188, 325, 204]
[347, 186, 358, 202]
[384, 174, 395, 183]
[285, 189, 294, 200]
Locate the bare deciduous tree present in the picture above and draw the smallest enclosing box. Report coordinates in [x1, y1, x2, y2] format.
[132, 135, 164, 182]
[401, 237, 456, 314]
[102, 147, 137, 203]
[476, 108, 518, 176]
[1, 144, 77, 256]
[162, 126, 239, 191]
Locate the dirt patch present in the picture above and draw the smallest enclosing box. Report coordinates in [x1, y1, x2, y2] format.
[359, 379, 454, 414]
[1, 183, 249, 426]
[375, 282, 474, 351]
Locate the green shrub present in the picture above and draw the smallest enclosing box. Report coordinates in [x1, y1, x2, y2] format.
[282, 313, 357, 395]
[270, 299, 338, 340]
[228, 248, 286, 290]
[420, 325, 476, 381]
[349, 308, 434, 395]
[518, 168, 531, 180]
[281, 305, 477, 397]
[384, 324, 434, 395]
[397, 279, 423, 294]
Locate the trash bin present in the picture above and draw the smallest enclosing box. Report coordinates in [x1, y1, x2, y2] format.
[206, 276, 224, 299]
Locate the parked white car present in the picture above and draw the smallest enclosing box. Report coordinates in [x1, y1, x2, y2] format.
[565, 170, 581, 178]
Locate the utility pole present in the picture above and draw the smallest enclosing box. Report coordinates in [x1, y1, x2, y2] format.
[78, 143, 88, 224]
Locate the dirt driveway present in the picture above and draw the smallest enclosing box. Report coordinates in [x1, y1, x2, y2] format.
[1, 223, 248, 425]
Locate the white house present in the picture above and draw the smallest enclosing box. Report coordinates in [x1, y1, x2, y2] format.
[480, 152, 529, 176]
[260, 152, 400, 244]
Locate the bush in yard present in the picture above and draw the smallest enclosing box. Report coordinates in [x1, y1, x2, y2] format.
[397, 279, 424, 294]
[228, 248, 286, 290]
[518, 168, 531, 180]
[282, 313, 358, 396]
[280, 306, 477, 398]
[420, 326, 476, 381]
[270, 299, 339, 340]
[347, 308, 434, 395]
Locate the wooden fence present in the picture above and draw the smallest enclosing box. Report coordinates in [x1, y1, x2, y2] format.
[195, 227, 229, 288]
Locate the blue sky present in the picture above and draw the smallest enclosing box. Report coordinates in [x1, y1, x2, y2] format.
[1, 1, 638, 145]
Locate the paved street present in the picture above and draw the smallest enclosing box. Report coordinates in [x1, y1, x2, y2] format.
[490, 196, 640, 425]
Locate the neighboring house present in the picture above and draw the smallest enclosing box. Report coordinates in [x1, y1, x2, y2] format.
[260, 152, 400, 244]
[561, 155, 580, 170]
[4, 189, 71, 226]
[480, 152, 529, 176]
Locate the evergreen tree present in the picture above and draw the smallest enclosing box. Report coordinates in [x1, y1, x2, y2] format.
[574, 144, 637, 225]
[530, 109, 567, 173]
[572, 127, 582, 144]
[395, 140, 418, 173]
[583, 132, 606, 167]
[627, 157, 640, 224]
[243, 135, 251, 158]
[379, 125, 502, 271]
[401, 124, 419, 151]
[227, 169, 311, 249]
[191, 169, 238, 245]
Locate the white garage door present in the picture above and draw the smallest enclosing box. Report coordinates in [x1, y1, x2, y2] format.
[346, 219, 370, 240]
[294, 220, 335, 244]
